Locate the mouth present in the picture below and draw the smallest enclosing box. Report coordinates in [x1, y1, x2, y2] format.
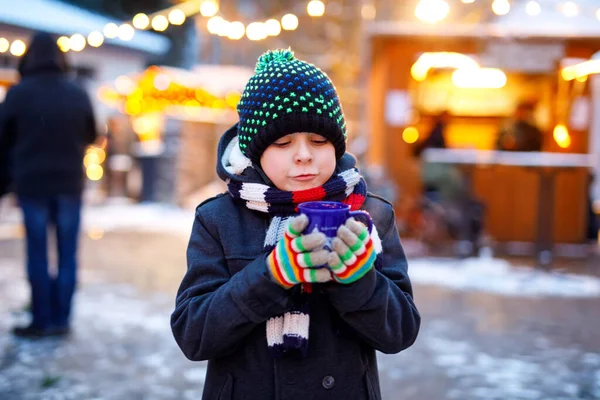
[291, 174, 317, 181]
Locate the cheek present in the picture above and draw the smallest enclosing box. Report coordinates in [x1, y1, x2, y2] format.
[317, 148, 337, 180]
[260, 149, 289, 186]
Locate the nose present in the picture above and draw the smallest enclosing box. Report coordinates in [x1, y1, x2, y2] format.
[294, 140, 313, 164]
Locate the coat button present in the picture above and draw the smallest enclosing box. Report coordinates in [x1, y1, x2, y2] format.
[322, 375, 335, 389]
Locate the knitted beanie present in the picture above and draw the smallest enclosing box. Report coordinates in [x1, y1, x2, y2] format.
[237, 49, 347, 164]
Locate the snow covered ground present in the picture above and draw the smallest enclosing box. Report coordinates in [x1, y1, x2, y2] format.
[409, 257, 600, 298]
[0, 260, 203, 400]
[82, 203, 195, 238]
[0, 201, 195, 240]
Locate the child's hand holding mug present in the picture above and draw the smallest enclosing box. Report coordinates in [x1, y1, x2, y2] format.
[297, 201, 375, 284]
[327, 218, 376, 284]
[267, 214, 334, 289]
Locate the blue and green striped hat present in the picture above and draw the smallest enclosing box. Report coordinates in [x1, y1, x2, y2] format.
[237, 49, 347, 164]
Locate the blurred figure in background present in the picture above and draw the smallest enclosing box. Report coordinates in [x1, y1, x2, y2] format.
[495, 102, 543, 152]
[0, 32, 97, 337]
[412, 111, 485, 256]
[414, 110, 448, 154]
[413, 111, 464, 206]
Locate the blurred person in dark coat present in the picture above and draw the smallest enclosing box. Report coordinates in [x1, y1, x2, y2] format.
[0, 31, 97, 337]
[412, 111, 485, 254]
[413, 111, 465, 203]
[495, 102, 543, 152]
[413, 111, 448, 155]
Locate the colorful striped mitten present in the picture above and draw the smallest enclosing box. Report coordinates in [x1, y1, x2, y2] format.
[267, 214, 333, 289]
[327, 218, 376, 284]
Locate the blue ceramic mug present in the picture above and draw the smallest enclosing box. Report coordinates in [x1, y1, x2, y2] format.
[297, 201, 373, 244]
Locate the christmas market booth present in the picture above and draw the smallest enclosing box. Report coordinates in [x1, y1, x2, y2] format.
[98, 64, 253, 206]
[364, 1, 600, 261]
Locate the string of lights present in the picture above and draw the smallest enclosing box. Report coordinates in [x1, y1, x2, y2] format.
[1, 0, 323, 57]
[54, 0, 328, 54]
[182, 0, 328, 41]
[0, 38, 27, 57]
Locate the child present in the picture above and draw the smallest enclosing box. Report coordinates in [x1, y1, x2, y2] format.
[171, 49, 420, 400]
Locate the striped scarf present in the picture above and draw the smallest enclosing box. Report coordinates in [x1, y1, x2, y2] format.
[223, 136, 381, 357]
[227, 168, 367, 217]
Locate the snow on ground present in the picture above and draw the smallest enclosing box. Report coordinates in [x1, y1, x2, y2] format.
[409, 257, 600, 298]
[0, 259, 203, 400]
[379, 319, 600, 400]
[82, 203, 195, 238]
[0, 202, 195, 239]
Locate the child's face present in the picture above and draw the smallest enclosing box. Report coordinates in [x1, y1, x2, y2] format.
[260, 132, 336, 191]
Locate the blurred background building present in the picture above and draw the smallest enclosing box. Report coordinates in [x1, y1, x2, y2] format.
[1, 0, 599, 261]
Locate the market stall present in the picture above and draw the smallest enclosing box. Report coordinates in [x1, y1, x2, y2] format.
[98, 64, 253, 205]
[364, 4, 600, 251]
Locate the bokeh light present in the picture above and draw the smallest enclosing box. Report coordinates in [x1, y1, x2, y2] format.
[133, 13, 150, 29]
[200, 0, 219, 17]
[69, 34, 86, 52]
[152, 15, 169, 32]
[415, 0, 449, 23]
[562, 1, 579, 17]
[207, 16, 225, 34]
[281, 14, 299, 30]
[525, 1, 541, 16]
[103, 23, 119, 38]
[9, 40, 26, 56]
[307, 0, 326, 17]
[402, 127, 420, 144]
[118, 24, 135, 41]
[84, 152, 100, 168]
[217, 20, 231, 37]
[57, 36, 71, 52]
[132, 116, 156, 135]
[228, 21, 245, 40]
[265, 19, 282, 36]
[87, 31, 104, 47]
[492, 0, 510, 16]
[86, 164, 104, 181]
[246, 22, 267, 41]
[553, 124, 571, 148]
[168, 9, 186, 25]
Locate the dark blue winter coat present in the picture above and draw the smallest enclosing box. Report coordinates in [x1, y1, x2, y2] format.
[0, 32, 97, 197]
[171, 126, 420, 400]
